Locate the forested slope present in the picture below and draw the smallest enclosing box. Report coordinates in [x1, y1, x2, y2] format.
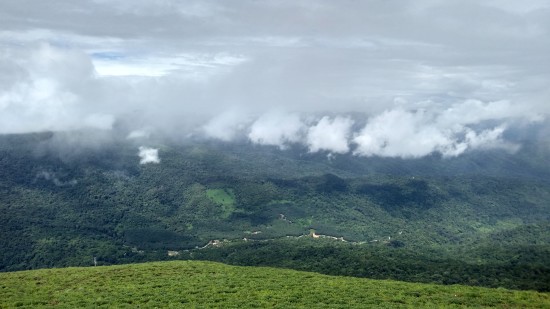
[1, 132, 549, 290]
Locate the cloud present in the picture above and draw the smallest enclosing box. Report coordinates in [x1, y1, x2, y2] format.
[354, 109, 455, 158]
[0, 43, 114, 133]
[35, 171, 78, 186]
[437, 100, 541, 127]
[248, 112, 304, 148]
[138, 146, 160, 164]
[306, 116, 354, 154]
[202, 110, 250, 142]
[127, 128, 151, 139]
[353, 103, 522, 158]
[462, 126, 519, 152]
[0, 1, 549, 158]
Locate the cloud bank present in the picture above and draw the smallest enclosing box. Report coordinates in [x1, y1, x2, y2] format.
[0, 1, 549, 158]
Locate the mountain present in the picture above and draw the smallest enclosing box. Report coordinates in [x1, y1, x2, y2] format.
[1, 132, 549, 291]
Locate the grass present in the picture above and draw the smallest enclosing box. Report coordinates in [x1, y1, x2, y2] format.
[1, 261, 549, 308]
[206, 188, 236, 218]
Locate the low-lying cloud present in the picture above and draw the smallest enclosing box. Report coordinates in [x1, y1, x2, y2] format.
[248, 112, 304, 148]
[138, 147, 160, 164]
[307, 116, 354, 154]
[198, 104, 526, 158]
[353, 108, 518, 158]
[35, 171, 78, 186]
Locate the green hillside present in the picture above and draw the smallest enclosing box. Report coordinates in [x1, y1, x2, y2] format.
[1, 132, 550, 291]
[1, 260, 548, 308]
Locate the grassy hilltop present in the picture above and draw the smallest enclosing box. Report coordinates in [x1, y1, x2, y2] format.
[1, 260, 549, 308]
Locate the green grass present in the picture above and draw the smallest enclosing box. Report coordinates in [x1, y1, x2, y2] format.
[1, 261, 548, 308]
[206, 188, 236, 218]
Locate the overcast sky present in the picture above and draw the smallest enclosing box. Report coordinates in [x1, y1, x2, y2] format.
[1, 0, 549, 157]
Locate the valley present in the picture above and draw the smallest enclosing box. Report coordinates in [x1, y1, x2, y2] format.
[1, 133, 549, 291]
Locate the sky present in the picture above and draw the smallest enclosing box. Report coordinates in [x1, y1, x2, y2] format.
[0, 0, 549, 158]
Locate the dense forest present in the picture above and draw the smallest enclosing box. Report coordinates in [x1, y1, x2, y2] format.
[1, 132, 549, 291]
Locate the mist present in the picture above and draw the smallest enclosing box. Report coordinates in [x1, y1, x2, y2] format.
[1, 1, 549, 158]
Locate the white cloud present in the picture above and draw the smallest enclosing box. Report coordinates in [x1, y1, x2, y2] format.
[307, 116, 354, 154]
[0, 43, 115, 133]
[353, 109, 453, 158]
[462, 126, 520, 153]
[353, 103, 522, 158]
[127, 128, 151, 139]
[138, 146, 160, 164]
[202, 110, 250, 142]
[437, 100, 536, 127]
[248, 112, 304, 148]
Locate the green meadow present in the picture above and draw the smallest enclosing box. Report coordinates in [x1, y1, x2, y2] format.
[206, 188, 236, 218]
[1, 260, 548, 308]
